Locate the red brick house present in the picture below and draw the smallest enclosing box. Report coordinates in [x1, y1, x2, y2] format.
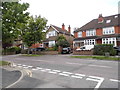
[73, 14, 120, 50]
[44, 24, 74, 48]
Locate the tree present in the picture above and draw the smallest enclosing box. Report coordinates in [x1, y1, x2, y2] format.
[56, 35, 70, 48]
[23, 16, 47, 48]
[2, 1, 29, 49]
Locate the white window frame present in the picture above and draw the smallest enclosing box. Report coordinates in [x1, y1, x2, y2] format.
[46, 30, 57, 38]
[84, 39, 95, 45]
[86, 29, 96, 36]
[49, 41, 55, 47]
[78, 31, 82, 37]
[103, 27, 115, 35]
[102, 37, 116, 46]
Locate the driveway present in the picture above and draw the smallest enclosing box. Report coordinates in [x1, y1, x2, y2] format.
[2, 54, 120, 88]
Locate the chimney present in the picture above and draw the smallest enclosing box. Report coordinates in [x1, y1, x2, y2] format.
[68, 25, 71, 33]
[98, 14, 104, 23]
[62, 23, 65, 30]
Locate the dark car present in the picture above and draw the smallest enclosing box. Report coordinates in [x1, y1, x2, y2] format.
[62, 47, 72, 54]
[30, 47, 45, 52]
[114, 46, 120, 55]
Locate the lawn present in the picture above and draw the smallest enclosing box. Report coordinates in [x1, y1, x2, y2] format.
[0, 61, 11, 66]
[22, 54, 42, 57]
[71, 56, 120, 61]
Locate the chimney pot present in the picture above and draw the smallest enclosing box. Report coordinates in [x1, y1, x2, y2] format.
[62, 23, 65, 30]
[98, 14, 104, 23]
[68, 25, 71, 33]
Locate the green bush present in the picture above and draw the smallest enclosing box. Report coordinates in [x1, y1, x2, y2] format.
[3, 46, 22, 54]
[93, 44, 116, 56]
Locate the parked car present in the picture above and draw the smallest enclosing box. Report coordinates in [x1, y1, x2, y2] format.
[31, 47, 45, 52]
[114, 46, 120, 55]
[76, 45, 94, 51]
[62, 47, 72, 54]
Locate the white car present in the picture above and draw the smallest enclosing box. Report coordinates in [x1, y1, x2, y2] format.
[76, 45, 94, 51]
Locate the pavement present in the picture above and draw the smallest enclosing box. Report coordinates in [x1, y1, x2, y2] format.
[1, 54, 120, 89]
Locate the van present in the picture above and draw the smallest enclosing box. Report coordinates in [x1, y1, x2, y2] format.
[76, 45, 94, 51]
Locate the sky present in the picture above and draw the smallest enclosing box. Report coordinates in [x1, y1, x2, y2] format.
[20, 0, 119, 34]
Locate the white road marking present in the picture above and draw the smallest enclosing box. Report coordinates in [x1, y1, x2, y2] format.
[74, 73, 86, 77]
[110, 79, 120, 82]
[36, 67, 43, 69]
[22, 65, 27, 67]
[66, 62, 84, 65]
[52, 70, 61, 72]
[32, 68, 38, 70]
[86, 76, 104, 88]
[40, 69, 47, 72]
[89, 65, 112, 68]
[71, 75, 83, 79]
[17, 66, 22, 68]
[62, 71, 73, 75]
[28, 66, 33, 68]
[48, 71, 57, 74]
[59, 73, 70, 77]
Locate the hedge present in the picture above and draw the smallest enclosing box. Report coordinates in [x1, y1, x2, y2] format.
[93, 44, 116, 56]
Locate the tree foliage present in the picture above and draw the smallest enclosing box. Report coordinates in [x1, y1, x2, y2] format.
[56, 35, 70, 47]
[2, 1, 29, 49]
[23, 16, 47, 47]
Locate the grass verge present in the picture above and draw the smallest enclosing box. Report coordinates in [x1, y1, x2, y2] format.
[22, 54, 42, 57]
[0, 61, 11, 66]
[71, 56, 120, 61]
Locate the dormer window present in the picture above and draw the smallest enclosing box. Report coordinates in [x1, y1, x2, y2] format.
[114, 15, 118, 18]
[106, 20, 111, 23]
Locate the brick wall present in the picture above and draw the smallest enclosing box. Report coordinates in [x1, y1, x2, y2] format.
[73, 50, 93, 55]
[32, 51, 58, 55]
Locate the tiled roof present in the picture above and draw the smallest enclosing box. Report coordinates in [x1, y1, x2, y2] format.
[51, 25, 73, 36]
[74, 14, 120, 32]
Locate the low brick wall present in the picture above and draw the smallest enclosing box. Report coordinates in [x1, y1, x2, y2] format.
[32, 51, 58, 55]
[2, 52, 16, 55]
[73, 50, 93, 55]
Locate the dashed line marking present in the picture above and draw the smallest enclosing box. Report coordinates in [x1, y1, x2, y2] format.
[62, 71, 73, 75]
[110, 79, 120, 82]
[89, 65, 112, 68]
[48, 71, 57, 74]
[59, 73, 70, 77]
[71, 75, 83, 79]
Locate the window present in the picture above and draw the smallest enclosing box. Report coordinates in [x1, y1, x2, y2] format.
[49, 41, 55, 47]
[86, 29, 96, 36]
[84, 39, 95, 45]
[102, 37, 116, 46]
[106, 20, 111, 23]
[78, 31, 82, 37]
[103, 27, 115, 35]
[46, 30, 57, 38]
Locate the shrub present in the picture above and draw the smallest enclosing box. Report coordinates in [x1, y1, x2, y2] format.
[3, 46, 22, 54]
[93, 44, 116, 56]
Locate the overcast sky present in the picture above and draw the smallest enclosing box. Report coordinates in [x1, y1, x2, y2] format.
[21, 0, 119, 33]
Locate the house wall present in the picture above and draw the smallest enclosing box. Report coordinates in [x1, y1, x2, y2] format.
[114, 26, 120, 34]
[74, 32, 78, 38]
[96, 28, 103, 36]
[96, 39, 102, 44]
[82, 31, 86, 37]
[74, 26, 120, 38]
